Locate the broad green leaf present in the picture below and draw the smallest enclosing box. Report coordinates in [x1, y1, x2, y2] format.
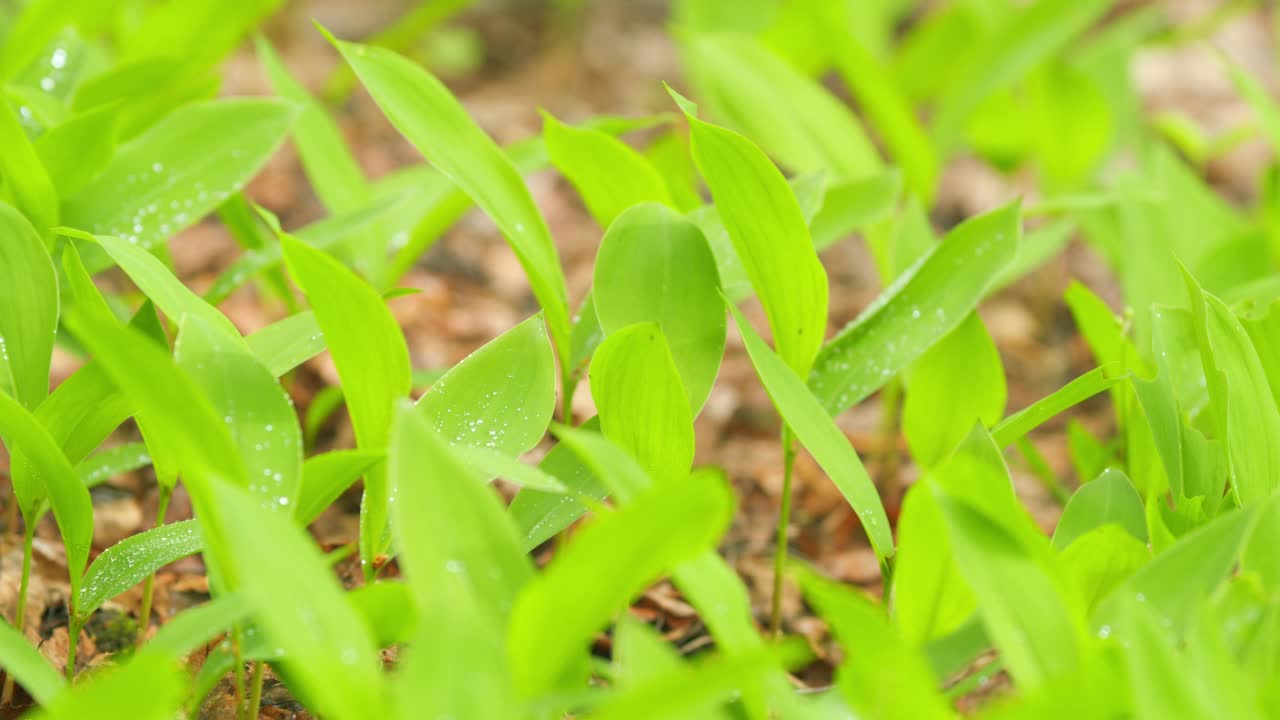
[614, 616, 687, 690]
[1242, 301, 1280, 416]
[938, 492, 1083, 689]
[542, 111, 673, 227]
[146, 593, 250, 659]
[798, 568, 950, 720]
[903, 312, 1006, 468]
[729, 303, 893, 562]
[78, 520, 202, 620]
[1114, 598, 1231, 720]
[392, 572, 517, 720]
[594, 203, 726, 414]
[78, 442, 151, 488]
[33, 104, 120, 198]
[329, 32, 571, 370]
[62, 98, 296, 264]
[931, 0, 1115, 150]
[589, 641, 806, 720]
[175, 315, 302, 512]
[0, 202, 57, 409]
[0, 616, 63, 704]
[891, 481, 975, 646]
[1052, 468, 1147, 550]
[1184, 271, 1280, 506]
[245, 311, 325, 378]
[66, 229, 241, 338]
[349, 581, 417, 648]
[1062, 524, 1150, 614]
[821, 8, 938, 201]
[680, 100, 828, 376]
[416, 314, 554, 455]
[590, 324, 695, 483]
[0, 98, 58, 237]
[295, 450, 383, 526]
[27, 652, 184, 720]
[682, 32, 880, 181]
[0, 390, 92, 597]
[811, 169, 905, 253]
[810, 202, 1020, 416]
[1095, 504, 1260, 639]
[256, 36, 366, 214]
[451, 444, 565, 493]
[389, 404, 532, 627]
[509, 420, 609, 551]
[990, 366, 1125, 448]
[216, 485, 383, 720]
[281, 233, 410, 569]
[508, 468, 734, 697]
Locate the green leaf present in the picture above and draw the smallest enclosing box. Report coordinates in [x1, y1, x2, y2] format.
[508, 468, 734, 697]
[388, 404, 532, 627]
[0, 202, 58, 409]
[680, 101, 828, 376]
[391, 571, 517, 720]
[729, 303, 893, 562]
[590, 324, 695, 483]
[295, 450, 383, 526]
[0, 616, 64, 704]
[0, 97, 58, 237]
[891, 481, 975, 646]
[542, 111, 673, 227]
[78, 442, 151, 488]
[1095, 504, 1260, 639]
[938, 492, 1084, 689]
[797, 567, 951, 720]
[991, 366, 1125, 448]
[1062, 524, 1150, 614]
[1184, 271, 1280, 506]
[416, 314, 554, 455]
[348, 581, 417, 649]
[594, 203, 726, 414]
[903, 312, 1006, 468]
[78, 520, 202, 620]
[451, 444, 565, 493]
[27, 652, 184, 720]
[821, 9, 938, 202]
[508, 419, 610, 551]
[281, 233, 410, 570]
[62, 98, 296, 265]
[175, 315, 302, 512]
[147, 593, 250, 659]
[256, 36, 366, 214]
[215, 484, 384, 720]
[1052, 468, 1147, 550]
[329, 31, 571, 371]
[33, 103, 120, 198]
[0, 390, 92, 597]
[244, 311, 325, 378]
[931, 0, 1115, 150]
[810, 202, 1020, 416]
[682, 32, 880, 181]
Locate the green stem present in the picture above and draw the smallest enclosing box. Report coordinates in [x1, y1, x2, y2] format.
[1, 524, 35, 705]
[66, 615, 83, 682]
[137, 487, 173, 646]
[232, 629, 247, 717]
[770, 427, 797, 638]
[1015, 437, 1071, 506]
[875, 378, 903, 500]
[245, 662, 266, 720]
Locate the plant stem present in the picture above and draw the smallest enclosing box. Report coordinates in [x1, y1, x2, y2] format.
[136, 487, 173, 646]
[874, 378, 903, 500]
[770, 426, 797, 638]
[1, 524, 35, 705]
[232, 629, 247, 716]
[244, 662, 266, 720]
[1014, 437, 1071, 505]
[66, 615, 83, 682]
